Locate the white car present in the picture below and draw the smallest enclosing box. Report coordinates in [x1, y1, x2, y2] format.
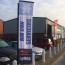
[32, 46, 44, 56]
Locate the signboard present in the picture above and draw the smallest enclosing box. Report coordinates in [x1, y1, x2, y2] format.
[18, 1, 34, 64]
[54, 20, 58, 39]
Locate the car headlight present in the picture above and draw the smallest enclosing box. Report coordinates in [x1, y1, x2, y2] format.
[48, 39, 51, 42]
[0, 57, 10, 62]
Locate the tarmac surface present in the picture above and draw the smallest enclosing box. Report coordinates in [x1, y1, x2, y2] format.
[52, 52, 65, 65]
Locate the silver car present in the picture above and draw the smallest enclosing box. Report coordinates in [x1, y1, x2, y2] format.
[32, 46, 44, 56]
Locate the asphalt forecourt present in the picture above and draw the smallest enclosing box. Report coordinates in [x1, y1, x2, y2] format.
[52, 52, 65, 65]
[22, 43, 65, 65]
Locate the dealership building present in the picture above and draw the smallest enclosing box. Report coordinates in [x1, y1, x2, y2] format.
[0, 17, 65, 41]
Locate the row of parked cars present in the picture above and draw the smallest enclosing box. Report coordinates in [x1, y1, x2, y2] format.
[0, 39, 44, 65]
[0, 37, 63, 64]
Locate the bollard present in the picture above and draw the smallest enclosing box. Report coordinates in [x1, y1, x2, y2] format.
[64, 43, 65, 48]
[60, 44, 62, 50]
[32, 53, 35, 65]
[63, 43, 65, 48]
[53, 46, 56, 54]
[64, 42, 65, 48]
[12, 60, 17, 65]
[42, 49, 45, 62]
[57, 44, 59, 52]
[62, 42, 65, 49]
[63, 43, 64, 48]
[49, 47, 52, 58]
[62, 43, 63, 49]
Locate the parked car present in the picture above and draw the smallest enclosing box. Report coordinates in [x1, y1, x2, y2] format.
[32, 38, 53, 50]
[0, 39, 17, 65]
[32, 46, 44, 55]
[8, 41, 44, 57]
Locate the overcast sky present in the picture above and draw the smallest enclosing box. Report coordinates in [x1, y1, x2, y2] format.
[0, 0, 65, 27]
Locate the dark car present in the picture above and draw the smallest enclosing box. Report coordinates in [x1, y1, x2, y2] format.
[0, 39, 17, 65]
[32, 38, 53, 50]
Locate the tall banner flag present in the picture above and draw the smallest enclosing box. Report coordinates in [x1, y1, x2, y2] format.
[18, 1, 34, 64]
[54, 20, 58, 39]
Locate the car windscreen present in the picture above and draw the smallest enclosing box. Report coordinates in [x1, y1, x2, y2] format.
[0, 40, 9, 47]
[12, 42, 17, 49]
[9, 41, 17, 49]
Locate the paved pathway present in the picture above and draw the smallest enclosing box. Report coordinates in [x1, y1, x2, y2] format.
[52, 52, 65, 65]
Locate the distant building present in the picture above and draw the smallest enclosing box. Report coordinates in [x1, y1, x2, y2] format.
[3, 18, 17, 41]
[0, 19, 4, 38]
[3, 17, 65, 40]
